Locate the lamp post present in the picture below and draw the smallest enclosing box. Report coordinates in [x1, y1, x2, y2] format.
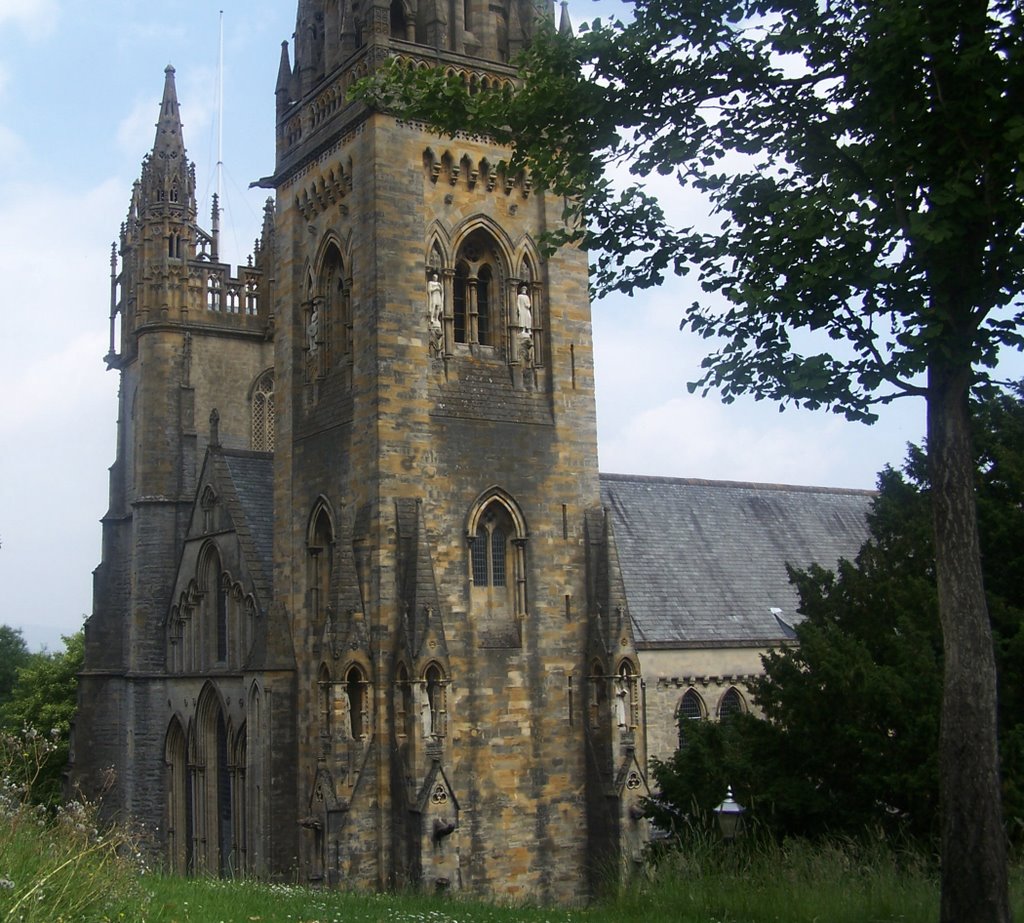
[713, 787, 745, 841]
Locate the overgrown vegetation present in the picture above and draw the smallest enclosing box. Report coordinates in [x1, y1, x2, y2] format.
[0, 727, 143, 922]
[0, 631, 83, 808]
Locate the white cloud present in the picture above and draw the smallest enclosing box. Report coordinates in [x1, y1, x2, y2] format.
[116, 95, 160, 159]
[0, 122, 24, 165]
[0, 0, 58, 39]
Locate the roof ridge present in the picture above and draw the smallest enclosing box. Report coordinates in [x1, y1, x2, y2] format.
[598, 471, 876, 497]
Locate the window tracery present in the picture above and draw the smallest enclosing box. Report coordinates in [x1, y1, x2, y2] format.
[718, 686, 746, 720]
[467, 491, 528, 646]
[251, 370, 275, 452]
[453, 229, 503, 348]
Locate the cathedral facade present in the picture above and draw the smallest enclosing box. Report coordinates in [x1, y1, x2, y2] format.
[72, 0, 650, 901]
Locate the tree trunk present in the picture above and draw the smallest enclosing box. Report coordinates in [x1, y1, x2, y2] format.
[928, 363, 1010, 923]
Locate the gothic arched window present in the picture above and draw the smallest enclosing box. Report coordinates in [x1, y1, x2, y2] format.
[453, 228, 503, 347]
[345, 664, 369, 740]
[467, 491, 527, 647]
[251, 370, 275, 452]
[307, 504, 334, 627]
[719, 686, 746, 720]
[472, 504, 511, 591]
[394, 663, 412, 740]
[207, 273, 223, 312]
[677, 688, 706, 748]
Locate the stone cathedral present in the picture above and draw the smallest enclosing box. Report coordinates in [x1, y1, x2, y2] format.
[72, 0, 874, 901]
[71, 0, 655, 901]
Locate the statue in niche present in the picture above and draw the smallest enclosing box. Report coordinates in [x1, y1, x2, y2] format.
[420, 683, 433, 738]
[614, 680, 628, 728]
[337, 684, 351, 740]
[516, 285, 532, 330]
[516, 285, 534, 364]
[307, 305, 320, 354]
[428, 271, 443, 325]
[427, 271, 444, 354]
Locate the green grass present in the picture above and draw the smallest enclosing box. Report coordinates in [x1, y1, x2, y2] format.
[129, 836, 1024, 923]
[1, 757, 1022, 923]
[5, 826, 1024, 923]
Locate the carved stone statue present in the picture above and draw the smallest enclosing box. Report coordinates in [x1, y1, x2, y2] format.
[428, 271, 443, 326]
[307, 306, 320, 354]
[516, 285, 532, 330]
[614, 682, 628, 727]
[427, 271, 444, 354]
[516, 285, 533, 364]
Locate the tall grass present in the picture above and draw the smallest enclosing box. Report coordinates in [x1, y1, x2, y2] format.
[607, 832, 943, 923]
[0, 729, 143, 922]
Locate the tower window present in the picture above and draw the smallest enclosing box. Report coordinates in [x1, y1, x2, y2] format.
[453, 228, 503, 348]
[489, 527, 506, 586]
[454, 265, 468, 344]
[251, 370, 275, 452]
[477, 264, 492, 345]
[207, 274, 223, 312]
[345, 665, 368, 739]
[467, 493, 527, 647]
[473, 517, 508, 587]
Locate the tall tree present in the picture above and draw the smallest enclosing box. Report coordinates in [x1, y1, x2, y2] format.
[0, 632, 83, 807]
[357, 3, 1024, 918]
[0, 625, 32, 704]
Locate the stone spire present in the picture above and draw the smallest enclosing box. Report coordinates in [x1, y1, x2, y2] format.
[138, 64, 195, 219]
[276, 40, 293, 113]
[558, 0, 573, 36]
[152, 64, 187, 164]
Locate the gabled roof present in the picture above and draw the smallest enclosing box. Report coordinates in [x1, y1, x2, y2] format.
[599, 473, 873, 649]
[213, 450, 275, 600]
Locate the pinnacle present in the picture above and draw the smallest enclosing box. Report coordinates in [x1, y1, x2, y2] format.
[153, 63, 186, 162]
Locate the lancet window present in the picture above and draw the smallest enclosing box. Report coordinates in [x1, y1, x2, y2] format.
[467, 491, 528, 645]
[345, 664, 369, 740]
[453, 229, 503, 347]
[307, 504, 334, 628]
[251, 370, 275, 452]
[718, 686, 746, 720]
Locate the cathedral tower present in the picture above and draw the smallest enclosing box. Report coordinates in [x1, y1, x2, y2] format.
[265, 0, 645, 897]
[74, 65, 276, 862]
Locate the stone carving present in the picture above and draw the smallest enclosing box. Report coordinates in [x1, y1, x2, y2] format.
[308, 306, 320, 354]
[516, 285, 532, 330]
[427, 271, 444, 354]
[516, 285, 533, 364]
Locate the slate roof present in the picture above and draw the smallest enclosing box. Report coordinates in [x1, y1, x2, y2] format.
[600, 473, 874, 649]
[218, 451, 275, 600]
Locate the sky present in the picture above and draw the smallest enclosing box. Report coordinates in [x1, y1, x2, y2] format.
[0, 1, 1005, 651]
